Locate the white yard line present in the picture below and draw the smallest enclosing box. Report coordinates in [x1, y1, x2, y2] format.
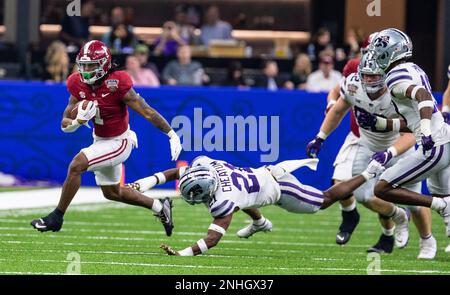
[0, 257, 447, 274]
[0, 188, 179, 210]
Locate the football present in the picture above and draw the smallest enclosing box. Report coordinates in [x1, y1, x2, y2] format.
[70, 100, 90, 120]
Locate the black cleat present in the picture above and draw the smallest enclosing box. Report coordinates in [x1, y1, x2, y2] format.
[367, 234, 394, 254]
[154, 198, 174, 237]
[30, 211, 64, 232]
[336, 208, 360, 245]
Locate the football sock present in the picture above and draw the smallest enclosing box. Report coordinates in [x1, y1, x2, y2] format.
[253, 216, 266, 226]
[151, 199, 163, 213]
[340, 200, 356, 212]
[382, 226, 395, 236]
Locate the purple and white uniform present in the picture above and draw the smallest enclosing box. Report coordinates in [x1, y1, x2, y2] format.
[189, 156, 323, 217]
[379, 62, 450, 195]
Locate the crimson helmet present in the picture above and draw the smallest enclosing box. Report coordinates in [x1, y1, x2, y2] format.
[76, 40, 112, 84]
[360, 32, 378, 55]
[343, 58, 360, 78]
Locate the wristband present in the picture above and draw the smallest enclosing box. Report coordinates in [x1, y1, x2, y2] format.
[442, 106, 450, 113]
[317, 131, 328, 140]
[197, 239, 208, 254]
[387, 146, 398, 157]
[178, 247, 194, 256]
[392, 118, 401, 132]
[418, 100, 434, 110]
[208, 224, 226, 235]
[167, 130, 177, 139]
[154, 172, 166, 185]
[375, 117, 387, 130]
[411, 85, 426, 100]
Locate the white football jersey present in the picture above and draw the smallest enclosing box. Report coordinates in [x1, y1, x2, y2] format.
[385, 62, 450, 146]
[190, 156, 280, 218]
[340, 73, 400, 151]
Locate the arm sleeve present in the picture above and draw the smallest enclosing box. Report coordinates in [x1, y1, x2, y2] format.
[385, 69, 415, 98]
[390, 81, 413, 99]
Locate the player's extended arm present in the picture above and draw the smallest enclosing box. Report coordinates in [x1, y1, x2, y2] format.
[355, 108, 410, 133]
[387, 80, 436, 153]
[306, 97, 351, 158]
[405, 85, 434, 137]
[370, 133, 416, 166]
[161, 214, 233, 256]
[321, 160, 385, 209]
[126, 167, 182, 192]
[442, 80, 450, 123]
[320, 97, 351, 135]
[122, 88, 182, 160]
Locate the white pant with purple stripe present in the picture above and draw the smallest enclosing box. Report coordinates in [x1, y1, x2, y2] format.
[380, 143, 450, 195]
[352, 145, 422, 203]
[276, 173, 323, 214]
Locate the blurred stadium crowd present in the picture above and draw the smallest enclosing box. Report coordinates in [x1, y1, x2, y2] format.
[0, 0, 376, 93]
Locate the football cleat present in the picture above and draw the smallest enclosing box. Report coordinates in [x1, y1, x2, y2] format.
[336, 209, 360, 245]
[237, 218, 272, 239]
[417, 236, 437, 259]
[30, 212, 63, 232]
[367, 234, 394, 254]
[393, 207, 410, 248]
[154, 198, 174, 237]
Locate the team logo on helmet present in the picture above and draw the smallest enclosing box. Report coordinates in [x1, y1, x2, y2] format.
[373, 36, 390, 48]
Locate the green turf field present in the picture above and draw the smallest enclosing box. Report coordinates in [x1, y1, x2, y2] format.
[0, 196, 449, 275]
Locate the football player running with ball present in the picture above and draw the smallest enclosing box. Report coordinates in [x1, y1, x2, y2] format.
[31, 40, 182, 236]
[126, 156, 385, 256]
[356, 29, 450, 253]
